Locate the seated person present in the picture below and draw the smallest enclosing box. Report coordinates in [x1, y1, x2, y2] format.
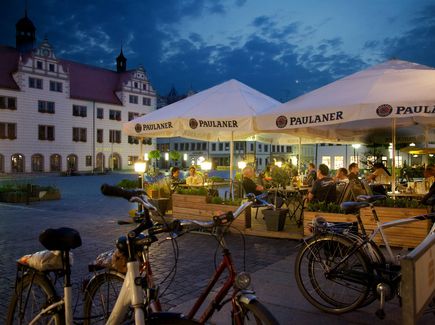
[366, 162, 391, 195]
[421, 164, 435, 210]
[242, 166, 283, 208]
[304, 163, 317, 186]
[307, 164, 337, 203]
[334, 167, 349, 183]
[348, 163, 360, 182]
[169, 166, 184, 192]
[186, 166, 204, 186]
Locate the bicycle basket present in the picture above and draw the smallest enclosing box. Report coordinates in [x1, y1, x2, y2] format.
[18, 250, 73, 271]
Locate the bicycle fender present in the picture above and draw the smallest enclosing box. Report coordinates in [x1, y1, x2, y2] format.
[238, 290, 257, 304]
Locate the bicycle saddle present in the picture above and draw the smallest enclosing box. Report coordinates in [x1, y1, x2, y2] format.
[341, 201, 370, 214]
[39, 227, 82, 251]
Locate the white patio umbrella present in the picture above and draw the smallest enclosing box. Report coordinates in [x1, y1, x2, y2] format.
[123, 79, 296, 193]
[256, 59, 435, 192]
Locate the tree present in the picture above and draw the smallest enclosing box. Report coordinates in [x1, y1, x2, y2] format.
[169, 150, 181, 165]
[148, 150, 161, 169]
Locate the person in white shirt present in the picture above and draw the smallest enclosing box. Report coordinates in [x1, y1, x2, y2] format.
[186, 166, 203, 186]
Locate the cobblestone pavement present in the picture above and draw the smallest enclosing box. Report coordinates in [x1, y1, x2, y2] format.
[0, 173, 297, 323]
[0, 173, 433, 324]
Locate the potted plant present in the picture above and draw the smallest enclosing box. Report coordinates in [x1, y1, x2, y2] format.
[262, 207, 288, 231]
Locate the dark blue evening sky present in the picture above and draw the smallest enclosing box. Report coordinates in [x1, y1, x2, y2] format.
[1, 0, 435, 101]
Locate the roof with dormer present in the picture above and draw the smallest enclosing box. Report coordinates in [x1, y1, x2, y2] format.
[0, 45, 150, 105]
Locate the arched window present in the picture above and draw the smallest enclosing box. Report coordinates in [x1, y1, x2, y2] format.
[11, 153, 24, 172]
[31, 154, 44, 172]
[67, 154, 78, 172]
[50, 154, 61, 172]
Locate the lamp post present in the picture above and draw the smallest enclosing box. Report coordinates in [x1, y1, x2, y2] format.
[134, 160, 146, 214]
[201, 160, 212, 184]
[352, 144, 361, 164]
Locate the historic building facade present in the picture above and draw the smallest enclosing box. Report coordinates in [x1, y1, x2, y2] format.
[0, 12, 156, 174]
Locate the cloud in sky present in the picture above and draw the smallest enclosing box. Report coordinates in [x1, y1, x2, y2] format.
[1, 0, 435, 101]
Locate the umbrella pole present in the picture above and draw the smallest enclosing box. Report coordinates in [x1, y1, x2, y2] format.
[230, 132, 234, 200]
[392, 118, 396, 194]
[298, 137, 302, 176]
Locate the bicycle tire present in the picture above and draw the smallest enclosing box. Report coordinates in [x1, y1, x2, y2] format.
[295, 234, 372, 314]
[235, 300, 279, 325]
[6, 272, 64, 325]
[83, 271, 128, 325]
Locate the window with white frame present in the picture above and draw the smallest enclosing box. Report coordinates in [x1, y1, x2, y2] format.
[334, 156, 344, 169]
[321, 156, 331, 168]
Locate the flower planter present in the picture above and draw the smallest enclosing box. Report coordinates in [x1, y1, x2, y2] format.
[172, 194, 246, 232]
[304, 207, 430, 248]
[262, 208, 288, 231]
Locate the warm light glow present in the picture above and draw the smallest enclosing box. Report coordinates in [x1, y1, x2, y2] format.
[134, 161, 146, 173]
[144, 153, 149, 161]
[238, 161, 247, 169]
[275, 161, 282, 168]
[183, 153, 188, 161]
[201, 161, 212, 171]
[410, 142, 416, 147]
[413, 154, 418, 158]
[352, 144, 361, 149]
[164, 152, 169, 161]
[429, 154, 434, 157]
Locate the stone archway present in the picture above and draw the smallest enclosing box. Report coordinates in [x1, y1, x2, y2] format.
[109, 153, 122, 170]
[50, 154, 62, 172]
[96, 152, 105, 171]
[67, 154, 78, 172]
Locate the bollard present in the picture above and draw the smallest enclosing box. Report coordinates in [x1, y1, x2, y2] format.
[26, 183, 31, 205]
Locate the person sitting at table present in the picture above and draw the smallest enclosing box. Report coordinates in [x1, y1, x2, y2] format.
[304, 163, 317, 186]
[334, 167, 349, 183]
[307, 164, 337, 203]
[421, 164, 435, 210]
[366, 162, 391, 195]
[242, 166, 283, 208]
[169, 166, 184, 192]
[186, 166, 204, 186]
[348, 163, 360, 182]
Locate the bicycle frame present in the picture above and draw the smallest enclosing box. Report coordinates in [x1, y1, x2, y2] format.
[363, 204, 435, 263]
[105, 260, 145, 324]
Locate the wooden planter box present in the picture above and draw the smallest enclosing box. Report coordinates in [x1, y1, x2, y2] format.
[172, 194, 246, 232]
[304, 207, 430, 248]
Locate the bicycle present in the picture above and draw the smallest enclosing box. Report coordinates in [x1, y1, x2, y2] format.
[294, 194, 435, 318]
[6, 227, 82, 324]
[82, 185, 279, 324]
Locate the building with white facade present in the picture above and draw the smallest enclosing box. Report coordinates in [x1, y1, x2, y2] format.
[0, 11, 156, 174]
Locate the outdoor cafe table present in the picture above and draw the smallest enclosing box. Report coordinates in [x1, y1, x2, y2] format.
[268, 186, 310, 225]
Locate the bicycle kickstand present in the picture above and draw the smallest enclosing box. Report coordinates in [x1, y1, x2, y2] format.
[375, 283, 390, 319]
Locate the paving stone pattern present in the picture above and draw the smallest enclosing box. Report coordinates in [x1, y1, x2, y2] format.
[0, 173, 296, 323]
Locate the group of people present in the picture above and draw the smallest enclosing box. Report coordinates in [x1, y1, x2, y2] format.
[241, 160, 435, 209]
[169, 166, 204, 192]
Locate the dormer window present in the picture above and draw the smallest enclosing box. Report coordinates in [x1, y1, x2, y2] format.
[134, 82, 138, 88]
[49, 63, 55, 72]
[143, 83, 147, 90]
[36, 61, 43, 69]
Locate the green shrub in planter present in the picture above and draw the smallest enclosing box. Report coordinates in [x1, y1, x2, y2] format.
[116, 179, 139, 189]
[306, 201, 344, 213]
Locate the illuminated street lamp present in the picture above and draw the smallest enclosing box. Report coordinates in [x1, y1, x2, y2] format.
[134, 160, 146, 189]
[238, 161, 247, 170]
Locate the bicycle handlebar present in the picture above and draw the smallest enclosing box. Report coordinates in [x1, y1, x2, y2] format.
[101, 183, 146, 200]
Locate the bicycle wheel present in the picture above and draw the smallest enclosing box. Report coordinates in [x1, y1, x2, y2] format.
[6, 272, 64, 325]
[235, 300, 279, 325]
[294, 235, 371, 314]
[83, 271, 128, 325]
